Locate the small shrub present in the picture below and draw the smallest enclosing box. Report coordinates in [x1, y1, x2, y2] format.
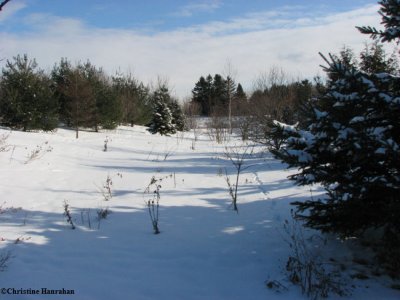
[144, 174, 172, 234]
[25, 141, 52, 164]
[103, 136, 110, 152]
[98, 174, 113, 201]
[97, 207, 111, 220]
[0, 251, 12, 272]
[145, 176, 161, 234]
[63, 200, 75, 229]
[96, 207, 111, 229]
[80, 209, 92, 229]
[0, 132, 11, 152]
[265, 279, 288, 293]
[284, 214, 348, 299]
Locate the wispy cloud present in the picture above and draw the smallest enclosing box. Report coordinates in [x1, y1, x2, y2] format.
[173, 0, 222, 17]
[0, 4, 382, 98]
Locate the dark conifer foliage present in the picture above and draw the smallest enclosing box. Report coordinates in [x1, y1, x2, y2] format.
[357, 0, 400, 42]
[191, 73, 245, 116]
[148, 84, 185, 136]
[51, 58, 73, 126]
[112, 73, 151, 126]
[235, 83, 247, 101]
[0, 54, 58, 131]
[271, 1, 400, 270]
[169, 99, 185, 132]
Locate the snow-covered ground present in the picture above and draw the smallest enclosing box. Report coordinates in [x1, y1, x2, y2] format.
[0, 126, 398, 299]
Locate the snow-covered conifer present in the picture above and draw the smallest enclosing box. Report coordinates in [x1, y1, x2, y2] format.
[148, 86, 176, 135]
[272, 1, 400, 252]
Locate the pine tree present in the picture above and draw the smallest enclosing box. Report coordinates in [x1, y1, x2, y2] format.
[112, 73, 151, 126]
[63, 68, 96, 138]
[78, 61, 122, 131]
[0, 54, 58, 131]
[51, 58, 73, 126]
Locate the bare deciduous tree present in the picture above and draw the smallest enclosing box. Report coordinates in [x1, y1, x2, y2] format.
[223, 59, 238, 134]
[224, 144, 255, 212]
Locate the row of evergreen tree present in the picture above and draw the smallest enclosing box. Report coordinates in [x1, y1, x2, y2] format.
[191, 74, 246, 116]
[0, 55, 185, 136]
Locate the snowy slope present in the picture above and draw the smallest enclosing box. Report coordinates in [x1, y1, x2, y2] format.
[0, 126, 398, 300]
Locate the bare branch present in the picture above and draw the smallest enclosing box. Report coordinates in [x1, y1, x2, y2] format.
[0, 0, 11, 12]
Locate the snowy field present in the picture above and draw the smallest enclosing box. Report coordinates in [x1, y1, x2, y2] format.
[0, 126, 399, 300]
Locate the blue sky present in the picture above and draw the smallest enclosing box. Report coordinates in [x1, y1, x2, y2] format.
[3, 0, 379, 32]
[0, 0, 385, 97]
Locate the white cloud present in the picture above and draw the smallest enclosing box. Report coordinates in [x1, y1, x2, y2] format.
[0, 4, 383, 98]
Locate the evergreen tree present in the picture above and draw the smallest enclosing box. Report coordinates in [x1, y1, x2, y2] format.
[0, 54, 58, 131]
[192, 74, 241, 116]
[63, 68, 96, 138]
[112, 73, 151, 126]
[333, 46, 358, 70]
[273, 53, 400, 236]
[360, 41, 398, 74]
[357, 0, 400, 42]
[212, 74, 228, 111]
[51, 58, 73, 126]
[78, 61, 122, 131]
[235, 83, 247, 101]
[169, 99, 185, 132]
[272, 1, 400, 269]
[148, 85, 176, 135]
[96, 82, 122, 129]
[192, 75, 212, 115]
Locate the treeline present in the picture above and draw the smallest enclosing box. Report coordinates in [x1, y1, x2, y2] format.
[0, 55, 182, 137]
[187, 40, 399, 145]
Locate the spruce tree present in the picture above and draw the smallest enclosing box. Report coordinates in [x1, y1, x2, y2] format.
[272, 1, 400, 263]
[360, 41, 398, 74]
[148, 85, 176, 135]
[235, 83, 247, 101]
[357, 0, 400, 42]
[169, 99, 185, 132]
